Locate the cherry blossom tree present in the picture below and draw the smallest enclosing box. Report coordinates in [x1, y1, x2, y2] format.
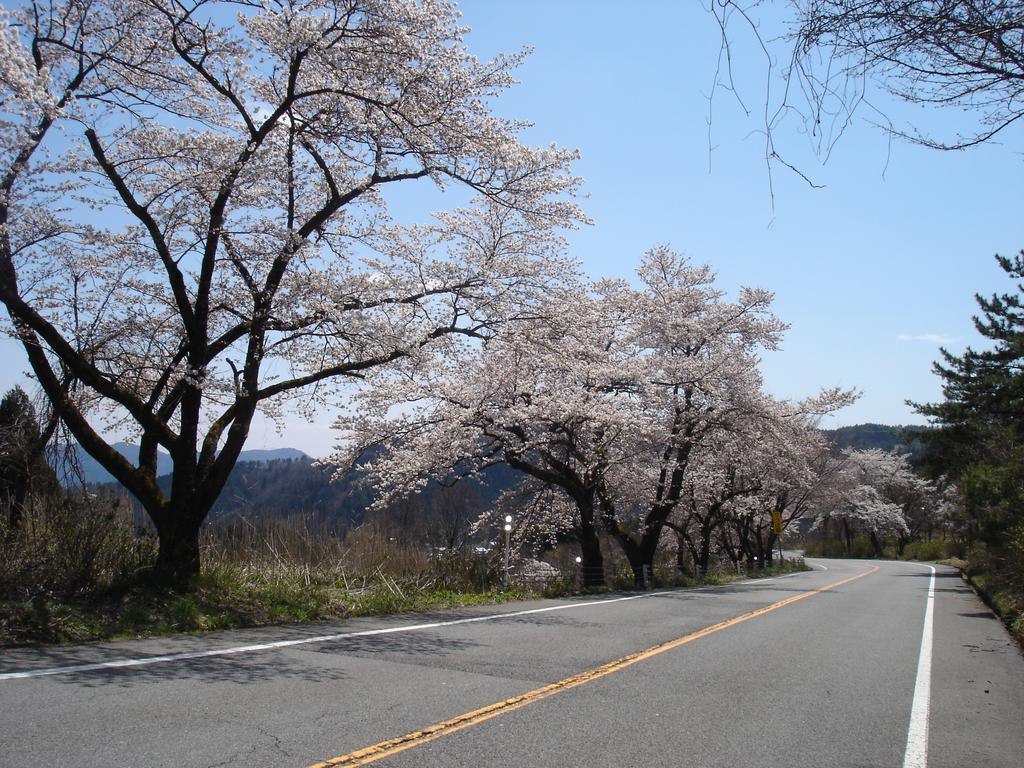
[666, 399, 839, 574]
[473, 479, 579, 564]
[726, 413, 848, 566]
[336, 247, 853, 586]
[667, 435, 767, 576]
[0, 0, 582, 583]
[336, 269, 623, 586]
[815, 484, 908, 555]
[811, 448, 934, 555]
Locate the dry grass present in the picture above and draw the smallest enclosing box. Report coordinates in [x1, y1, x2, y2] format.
[0, 503, 524, 646]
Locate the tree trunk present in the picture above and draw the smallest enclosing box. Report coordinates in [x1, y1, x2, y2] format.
[607, 524, 660, 588]
[720, 525, 740, 568]
[683, 531, 701, 576]
[577, 498, 605, 588]
[578, 532, 604, 588]
[766, 532, 777, 566]
[869, 530, 883, 557]
[152, 513, 203, 587]
[697, 527, 713, 575]
[755, 529, 769, 566]
[625, 547, 649, 588]
[503, 456, 606, 587]
[675, 531, 689, 575]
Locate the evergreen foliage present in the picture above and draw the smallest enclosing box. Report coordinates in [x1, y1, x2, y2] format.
[0, 386, 58, 530]
[913, 253, 1024, 550]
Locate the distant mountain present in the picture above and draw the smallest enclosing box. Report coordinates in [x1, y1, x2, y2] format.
[210, 456, 367, 522]
[66, 443, 307, 485]
[88, 450, 517, 531]
[823, 423, 926, 458]
[202, 456, 518, 525]
[222, 447, 309, 464]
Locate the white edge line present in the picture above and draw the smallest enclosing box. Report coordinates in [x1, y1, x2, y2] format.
[902, 563, 936, 768]
[1, 591, 666, 680]
[1, 566, 825, 682]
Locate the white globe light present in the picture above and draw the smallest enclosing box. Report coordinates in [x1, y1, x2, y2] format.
[504, 515, 513, 524]
[504, 524, 512, 532]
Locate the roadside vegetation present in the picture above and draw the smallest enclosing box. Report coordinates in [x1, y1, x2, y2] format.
[0, 503, 521, 646]
[0, 495, 806, 647]
[0, 489, 528, 646]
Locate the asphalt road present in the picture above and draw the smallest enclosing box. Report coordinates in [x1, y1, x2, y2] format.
[1, 559, 1022, 767]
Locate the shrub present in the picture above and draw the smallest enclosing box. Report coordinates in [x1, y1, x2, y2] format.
[903, 539, 960, 561]
[0, 491, 154, 599]
[804, 536, 878, 558]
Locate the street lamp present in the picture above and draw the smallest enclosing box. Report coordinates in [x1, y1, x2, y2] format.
[503, 515, 512, 589]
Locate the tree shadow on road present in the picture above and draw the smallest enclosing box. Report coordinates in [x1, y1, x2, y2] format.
[45, 649, 352, 689]
[307, 630, 479, 659]
[5, 630, 487, 690]
[892, 569, 970, 594]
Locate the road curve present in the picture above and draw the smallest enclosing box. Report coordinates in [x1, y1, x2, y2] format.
[1, 559, 1022, 767]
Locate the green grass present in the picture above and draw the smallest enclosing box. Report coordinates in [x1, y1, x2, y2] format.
[0, 572, 540, 646]
[710, 560, 812, 584]
[0, 560, 812, 647]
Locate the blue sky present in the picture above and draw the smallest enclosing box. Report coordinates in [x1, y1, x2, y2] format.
[448, 1, 1020, 430]
[1, 1, 1020, 457]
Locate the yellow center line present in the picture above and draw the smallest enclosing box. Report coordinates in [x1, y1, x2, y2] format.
[308, 565, 880, 768]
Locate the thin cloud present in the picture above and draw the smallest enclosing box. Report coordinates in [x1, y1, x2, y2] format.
[897, 333, 960, 344]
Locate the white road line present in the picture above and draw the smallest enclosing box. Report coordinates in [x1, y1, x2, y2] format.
[0, 567, 826, 682]
[2, 591, 672, 681]
[902, 564, 936, 768]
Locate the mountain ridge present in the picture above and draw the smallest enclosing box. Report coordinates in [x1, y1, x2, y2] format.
[66, 443, 308, 485]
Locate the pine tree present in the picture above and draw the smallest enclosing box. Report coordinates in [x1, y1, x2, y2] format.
[914, 253, 1024, 546]
[0, 386, 56, 531]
